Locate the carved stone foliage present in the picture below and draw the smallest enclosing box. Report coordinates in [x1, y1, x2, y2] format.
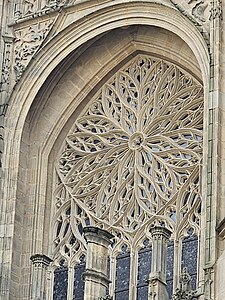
[209, 0, 222, 20]
[14, 0, 75, 19]
[13, 0, 213, 24]
[0, 36, 14, 91]
[13, 20, 53, 81]
[170, 0, 211, 23]
[1, 46, 11, 87]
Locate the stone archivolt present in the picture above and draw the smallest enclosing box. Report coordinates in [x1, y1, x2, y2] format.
[3, 0, 211, 95]
[13, 0, 211, 23]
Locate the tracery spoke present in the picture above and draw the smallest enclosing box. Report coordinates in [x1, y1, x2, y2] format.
[64, 145, 128, 187]
[102, 83, 138, 134]
[144, 96, 203, 135]
[95, 150, 133, 221]
[163, 128, 203, 151]
[150, 148, 201, 169]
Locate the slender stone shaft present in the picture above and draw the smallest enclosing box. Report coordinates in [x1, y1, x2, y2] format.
[30, 254, 52, 300]
[148, 226, 172, 300]
[83, 226, 113, 300]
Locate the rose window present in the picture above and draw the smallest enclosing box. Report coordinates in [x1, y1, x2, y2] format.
[52, 55, 203, 299]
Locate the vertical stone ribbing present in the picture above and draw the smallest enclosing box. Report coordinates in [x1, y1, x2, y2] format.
[148, 226, 171, 300]
[30, 254, 52, 300]
[203, 1, 223, 299]
[83, 226, 113, 300]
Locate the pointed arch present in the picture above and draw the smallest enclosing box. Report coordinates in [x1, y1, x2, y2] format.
[1, 3, 209, 299]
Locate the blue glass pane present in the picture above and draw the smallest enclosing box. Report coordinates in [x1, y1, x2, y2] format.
[167, 280, 173, 300]
[106, 257, 110, 295]
[166, 241, 174, 299]
[137, 247, 152, 286]
[137, 285, 148, 300]
[53, 266, 68, 300]
[115, 251, 130, 299]
[136, 243, 152, 299]
[181, 235, 198, 289]
[115, 290, 130, 300]
[73, 262, 85, 300]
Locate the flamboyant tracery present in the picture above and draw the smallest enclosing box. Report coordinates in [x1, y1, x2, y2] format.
[52, 54, 203, 299]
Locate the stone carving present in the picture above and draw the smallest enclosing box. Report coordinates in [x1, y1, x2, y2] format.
[209, 0, 222, 20]
[53, 54, 203, 298]
[14, 6, 23, 20]
[170, 0, 210, 23]
[55, 54, 203, 242]
[13, 20, 53, 81]
[204, 267, 213, 300]
[23, 0, 36, 15]
[14, 62, 25, 82]
[15, 0, 75, 19]
[0, 36, 14, 90]
[30, 253, 52, 268]
[14, 0, 211, 22]
[192, 1, 208, 22]
[172, 268, 196, 300]
[98, 296, 113, 300]
[30, 254, 52, 300]
[44, 0, 72, 8]
[0, 105, 7, 117]
[1, 48, 11, 86]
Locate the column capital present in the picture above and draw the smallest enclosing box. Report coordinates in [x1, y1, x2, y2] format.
[30, 254, 52, 299]
[150, 226, 172, 240]
[83, 226, 114, 247]
[30, 254, 52, 268]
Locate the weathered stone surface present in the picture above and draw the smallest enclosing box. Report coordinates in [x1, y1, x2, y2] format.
[0, 1, 225, 300]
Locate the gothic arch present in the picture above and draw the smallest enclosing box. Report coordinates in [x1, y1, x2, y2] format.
[2, 4, 209, 299]
[6, 2, 209, 131]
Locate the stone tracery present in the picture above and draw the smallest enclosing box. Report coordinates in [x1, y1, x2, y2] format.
[52, 54, 203, 297]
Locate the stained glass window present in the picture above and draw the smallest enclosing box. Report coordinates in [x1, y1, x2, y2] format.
[52, 54, 203, 299]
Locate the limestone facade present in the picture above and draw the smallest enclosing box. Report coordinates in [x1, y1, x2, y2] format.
[0, 0, 225, 299]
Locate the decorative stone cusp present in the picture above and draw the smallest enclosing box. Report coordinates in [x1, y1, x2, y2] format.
[128, 131, 145, 150]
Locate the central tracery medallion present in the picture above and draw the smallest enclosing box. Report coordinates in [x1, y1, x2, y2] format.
[56, 55, 203, 239]
[128, 132, 145, 150]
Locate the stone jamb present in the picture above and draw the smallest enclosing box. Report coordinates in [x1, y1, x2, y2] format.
[201, 1, 223, 299]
